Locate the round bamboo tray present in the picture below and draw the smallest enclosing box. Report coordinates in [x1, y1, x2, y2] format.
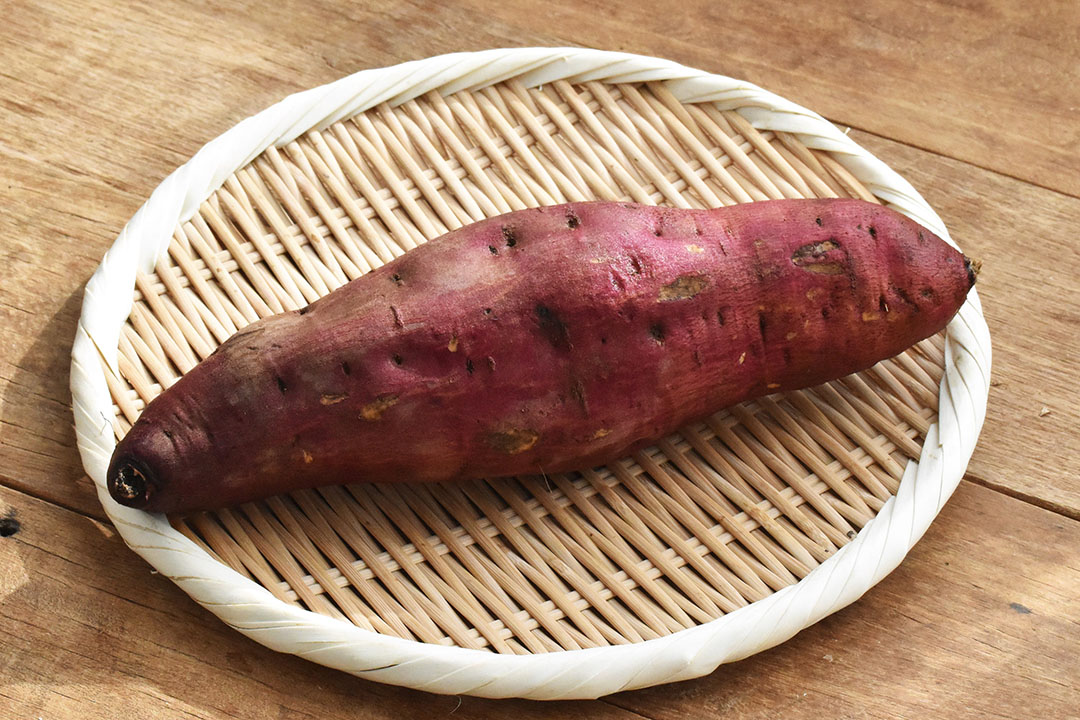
[70, 48, 991, 700]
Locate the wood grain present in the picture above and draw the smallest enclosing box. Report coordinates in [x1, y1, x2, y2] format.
[454, 0, 1080, 198]
[609, 481, 1080, 719]
[2, 481, 1076, 717]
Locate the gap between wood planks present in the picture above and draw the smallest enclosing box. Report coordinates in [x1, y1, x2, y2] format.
[827, 119, 1080, 203]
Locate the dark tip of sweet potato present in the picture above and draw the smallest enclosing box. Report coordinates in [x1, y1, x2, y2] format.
[965, 257, 981, 288]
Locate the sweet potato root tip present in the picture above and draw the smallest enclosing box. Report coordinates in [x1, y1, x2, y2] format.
[965, 257, 981, 287]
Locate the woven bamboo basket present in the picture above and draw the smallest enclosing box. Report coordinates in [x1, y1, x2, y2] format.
[70, 48, 991, 700]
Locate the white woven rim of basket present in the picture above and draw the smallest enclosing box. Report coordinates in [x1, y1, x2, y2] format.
[70, 47, 991, 700]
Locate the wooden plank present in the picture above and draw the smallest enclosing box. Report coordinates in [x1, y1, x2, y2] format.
[2, 480, 1076, 716]
[0, 483, 643, 719]
[609, 480, 1080, 718]
[454, 0, 1080, 197]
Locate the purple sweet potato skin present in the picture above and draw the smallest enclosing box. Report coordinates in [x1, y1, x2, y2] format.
[107, 199, 974, 513]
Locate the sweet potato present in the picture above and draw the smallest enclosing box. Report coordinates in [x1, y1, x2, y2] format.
[107, 199, 976, 513]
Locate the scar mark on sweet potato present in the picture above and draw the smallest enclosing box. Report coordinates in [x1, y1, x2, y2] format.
[390, 305, 404, 328]
[359, 394, 399, 421]
[815, 217, 823, 226]
[488, 245, 499, 255]
[535, 303, 571, 350]
[391, 273, 404, 286]
[649, 323, 665, 344]
[566, 209, 580, 228]
[868, 225, 877, 240]
[486, 428, 540, 455]
[391, 353, 404, 366]
[487, 356, 496, 371]
[570, 379, 588, 414]
[658, 274, 710, 302]
[757, 311, 768, 342]
[502, 226, 517, 247]
[717, 309, 727, 326]
[320, 393, 348, 405]
[893, 286, 919, 311]
[879, 295, 889, 313]
[466, 358, 475, 375]
[628, 255, 643, 275]
[792, 240, 844, 274]
[341, 361, 351, 376]
[448, 335, 459, 352]
[276, 376, 287, 393]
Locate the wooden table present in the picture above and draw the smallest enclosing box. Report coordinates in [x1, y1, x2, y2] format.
[2, 1, 1077, 716]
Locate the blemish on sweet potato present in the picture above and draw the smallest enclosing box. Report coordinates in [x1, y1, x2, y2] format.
[658, 274, 710, 302]
[501, 226, 517, 247]
[276, 376, 287, 393]
[301, 449, 314, 464]
[566, 209, 580, 229]
[486, 427, 540, 455]
[738, 351, 747, 365]
[391, 273, 403, 286]
[570, 379, 588, 414]
[792, 239, 844, 275]
[390, 305, 404, 328]
[448, 335, 459, 352]
[359, 394, 400, 421]
[685, 244, 705, 253]
[340, 361, 351, 376]
[320, 393, 348, 405]
[862, 310, 881, 322]
[487, 356, 497, 371]
[391, 353, 404, 366]
[466, 358, 475, 375]
[592, 428, 611, 439]
[649, 323, 665, 344]
[893, 286, 919, 311]
[535, 303, 571, 350]
[488, 245, 499, 255]
[879, 295, 889, 313]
